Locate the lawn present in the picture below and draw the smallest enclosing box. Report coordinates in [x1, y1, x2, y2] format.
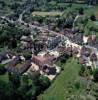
[15, 62, 25, 69]
[32, 11, 63, 17]
[38, 58, 86, 100]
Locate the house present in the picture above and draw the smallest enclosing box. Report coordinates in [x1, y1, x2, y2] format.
[11, 55, 22, 65]
[72, 47, 79, 56]
[56, 46, 67, 55]
[64, 29, 74, 41]
[6, 55, 21, 72]
[89, 53, 98, 69]
[33, 40, 45, 53]
[28, 62, 39, 72]
[42, 65, 56, 75]
[66, 46, 73, 56]
[19, 60, 31, 75]
[80, 46, 92, 57]
[32, 54, 55, 68]
[20, 35, 33, 49]
[48, 23, 56, 30]
[40, 64, 61, 80]
[0, 52, 13, 64]
[90, 53, 97, 62]
[95, 41, 98, 49]
[87, 35, 96, 46]
[21, 35, 32, 42]
[83, 36, 88, 44]
[28, 71, 40, 80]
[73, 32, 83, 45]
[0, 53, 8, 63]
[49, 51, 60, 58]
[38, 36, 48, 42]
[6, 55, 31, 75]
[47, 35, 63, 50]
[79, 56, 86, 64]
[33, 21, 40, 26]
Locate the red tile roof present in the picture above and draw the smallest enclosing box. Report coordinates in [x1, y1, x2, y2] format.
[32, 54, 54, 67]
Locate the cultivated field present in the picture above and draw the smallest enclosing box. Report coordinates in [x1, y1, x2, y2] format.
[32, 11, 63, 17]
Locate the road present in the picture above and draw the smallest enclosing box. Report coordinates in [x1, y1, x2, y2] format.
[0, 13, 62, 36]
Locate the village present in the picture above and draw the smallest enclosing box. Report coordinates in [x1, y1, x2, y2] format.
[0, 25, 98, 81]
[1, 0, 98, 99]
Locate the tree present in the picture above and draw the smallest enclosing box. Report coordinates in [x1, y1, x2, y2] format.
[93, 68, 98, 82]
[90, 14, 96, 21]
[0, 24, 23, 47]
[9, 37, 17, 49]
[0, 64, 6, 75]
[17, 78, 32, 100]
[87, 0, 97, 6]
[78, 7, 84, 15]
[8, 73, 21, 89]
[21, 75, 29, 87]
[0, 79, 15, 100]
[38, 75, 51, 90]
[79, 65, 85, 76]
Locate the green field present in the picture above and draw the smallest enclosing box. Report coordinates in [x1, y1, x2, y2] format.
[38, 58, 86, 100]
[85, 6, 98, 19]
